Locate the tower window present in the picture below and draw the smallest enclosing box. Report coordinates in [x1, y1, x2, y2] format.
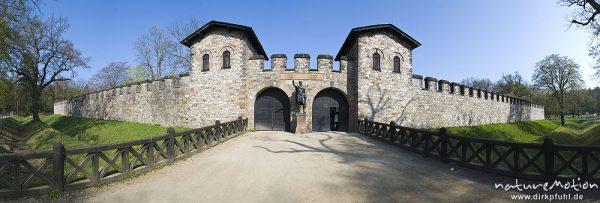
[393, 56, 401, 73]
[373, 53, 380, 71]
[222, 51, 230, 69]
[202, 54, 209, 71]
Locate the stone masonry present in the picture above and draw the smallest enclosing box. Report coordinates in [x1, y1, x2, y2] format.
[54, 21, 544, 130]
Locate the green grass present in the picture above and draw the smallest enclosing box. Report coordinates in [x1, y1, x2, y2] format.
[442, 119, 600, 145]
[10, 114, 190, 151]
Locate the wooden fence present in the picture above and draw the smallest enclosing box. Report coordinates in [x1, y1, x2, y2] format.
[0, 117, 248, 197]
[358, 119, 600, 182]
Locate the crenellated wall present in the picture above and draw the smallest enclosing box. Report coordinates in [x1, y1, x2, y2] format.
[244, 53, 351, 131]
[55, 21, 545, 131]
[358, 73, 545, 128]
[54, 76, 193, 127]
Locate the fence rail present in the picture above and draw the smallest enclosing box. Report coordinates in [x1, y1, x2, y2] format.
[358, 119, 600, 182]
[0, 117, 248, 197]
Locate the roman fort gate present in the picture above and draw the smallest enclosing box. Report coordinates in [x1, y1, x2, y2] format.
[54, 21, 544, 132]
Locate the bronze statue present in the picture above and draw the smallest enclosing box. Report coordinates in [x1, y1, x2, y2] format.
[292, 80, 307, 113]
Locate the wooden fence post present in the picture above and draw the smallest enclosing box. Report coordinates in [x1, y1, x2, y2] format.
[52, 142, 65, 192]
[238, 116, 243, 132]
[439, 128, 449, 163]
[543, 137, 554, 181]
[215, 120, 222, 144]
[388, 121, 396, 140]
[167, 127, 176, 161]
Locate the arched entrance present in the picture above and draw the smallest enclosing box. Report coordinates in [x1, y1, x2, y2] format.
[254, 88, 291, 131]
[312, 88, 349, 131]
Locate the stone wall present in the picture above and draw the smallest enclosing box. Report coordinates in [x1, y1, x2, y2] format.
[243, 53, 350, 131]
[353, 30, 544, 128]
[55, 23, 545, 131]
[186, 28, 258, 127]
[355, 30, 417, 124]
[54, 76, 193, 127]
[382, 75, 545, 128]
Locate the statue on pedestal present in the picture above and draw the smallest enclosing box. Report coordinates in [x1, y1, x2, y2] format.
[292, 80, 307, 113]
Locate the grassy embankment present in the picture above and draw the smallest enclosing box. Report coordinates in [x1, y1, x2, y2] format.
[443, 119, 600, 145]
[3, 114, 190, 151]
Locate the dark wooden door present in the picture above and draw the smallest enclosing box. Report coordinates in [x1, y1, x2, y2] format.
[254, 88, 290, 131]
[312, 89, 348, 131]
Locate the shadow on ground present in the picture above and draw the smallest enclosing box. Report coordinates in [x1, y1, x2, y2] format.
[253, 131, 600, 202]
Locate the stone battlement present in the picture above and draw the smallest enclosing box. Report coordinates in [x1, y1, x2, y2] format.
[55, 20, 544, 130]
[249, 53, 341, 72]
[411, 74, 544, 109]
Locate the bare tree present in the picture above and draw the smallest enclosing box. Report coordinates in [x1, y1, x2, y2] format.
[90, 61, 129, 90]
[532, 54, 584, 126]
[496, 71, 531, 98]
[168, 18, 201, 72]
[461, 77, 496, 91]
[135, 26, 177, 80]
[561, 0, 600, 80]
[0, 16, 89, 121]
[134, 19, 201, 80]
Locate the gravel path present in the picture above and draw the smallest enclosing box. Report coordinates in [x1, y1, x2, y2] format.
[12, 131, 600, 202]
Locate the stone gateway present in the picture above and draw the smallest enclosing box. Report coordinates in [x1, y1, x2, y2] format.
[54, 21, 544, 132]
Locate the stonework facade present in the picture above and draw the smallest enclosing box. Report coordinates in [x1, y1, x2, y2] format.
[54, 21, 544, 131]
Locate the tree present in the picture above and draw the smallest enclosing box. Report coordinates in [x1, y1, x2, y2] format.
[0, 16, 89, 121]
[125, 64, 152, 83]
[135, 26, 176, 80]
[167, 18, 201, 72]
[90, 61, 129, 90]
[532, 54, 584, 125]
[561, 0, 600, 81]
[1, 0, 40, 72]
[460, 77, 496, 92]
[134, 19, 200, 80]
[496, 71, 531, 99]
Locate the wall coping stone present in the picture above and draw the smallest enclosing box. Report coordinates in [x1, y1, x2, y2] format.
[294, 53, 310, 58]
[317, 54, 333, 59]
[424, 77, 438, 82]
[271, 54, 287, 58]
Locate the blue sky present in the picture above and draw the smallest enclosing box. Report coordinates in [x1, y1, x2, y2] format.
[41, 0, 598, 87]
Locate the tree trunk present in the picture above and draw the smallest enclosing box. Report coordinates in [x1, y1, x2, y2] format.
[559, 111, 565, 126]
[31, 87, 40, 122]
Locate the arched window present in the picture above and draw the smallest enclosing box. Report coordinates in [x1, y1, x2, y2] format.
[372, 53, 380, 70]
[202, 54, 209, 71]
[222, 51, 230, 69]
[393, 56, 401, 73]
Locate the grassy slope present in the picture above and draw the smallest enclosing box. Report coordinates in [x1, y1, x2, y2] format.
[444, 119, 600, 145]
[18, 115, 190, 151]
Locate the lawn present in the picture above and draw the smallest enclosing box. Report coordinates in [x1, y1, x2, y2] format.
[442, 119, 600, 145]
[6, 114, 191, 151]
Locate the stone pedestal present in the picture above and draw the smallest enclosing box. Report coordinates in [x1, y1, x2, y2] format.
[294, 113, 309, 134]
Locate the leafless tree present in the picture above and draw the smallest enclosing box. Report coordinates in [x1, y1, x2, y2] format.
[90, 61, 129, 90]
[561, 0, 600, 80]
[135, 26, 177, 80]
[134, 18, 201, 80]
[0, 16, 89, 121]
[168, 18, 201, 72]
[532, 54, 584, 125]
[461, 77, 496, 92]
